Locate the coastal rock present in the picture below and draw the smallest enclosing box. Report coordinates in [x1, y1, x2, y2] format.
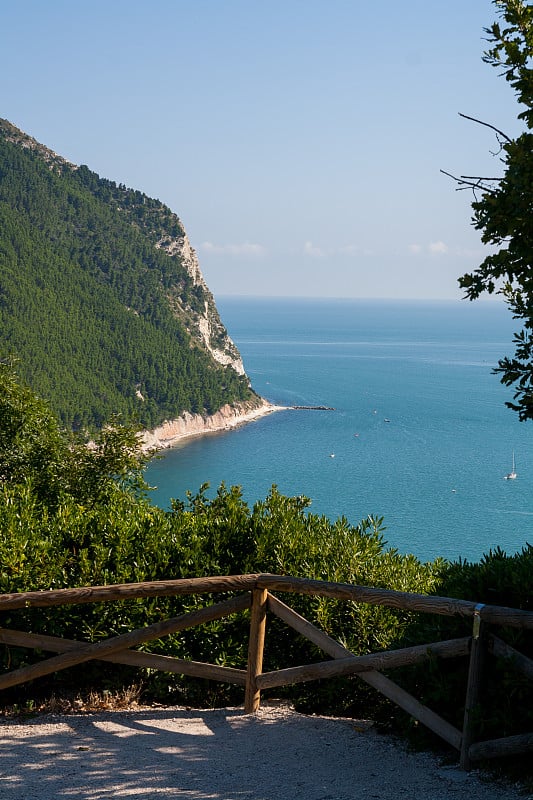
[156, 232, 245, 376]
[141, 398, 283, 451]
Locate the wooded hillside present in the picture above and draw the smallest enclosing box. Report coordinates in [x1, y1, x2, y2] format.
[0, 119, 255, 430]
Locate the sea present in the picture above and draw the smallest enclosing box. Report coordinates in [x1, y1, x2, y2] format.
[145, 297, 533, 564]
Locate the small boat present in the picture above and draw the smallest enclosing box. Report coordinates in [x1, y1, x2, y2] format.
[504, 452, 517, 480]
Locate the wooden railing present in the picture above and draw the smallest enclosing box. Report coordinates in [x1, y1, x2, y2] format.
[0, 573, 532, 770]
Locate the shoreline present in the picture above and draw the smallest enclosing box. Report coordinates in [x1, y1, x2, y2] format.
[140, 399, 288, 452]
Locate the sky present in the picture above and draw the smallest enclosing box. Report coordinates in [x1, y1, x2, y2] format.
[0, 0, 526, 300]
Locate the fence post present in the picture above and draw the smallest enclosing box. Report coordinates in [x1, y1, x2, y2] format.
[245, 587, 268, 713]
[460, 603, 486, 770]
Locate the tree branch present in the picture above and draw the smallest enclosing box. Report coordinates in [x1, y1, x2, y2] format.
[458, 112, 512, 143]
[440, 169, 499, 194]
[460, 175, 503, 181]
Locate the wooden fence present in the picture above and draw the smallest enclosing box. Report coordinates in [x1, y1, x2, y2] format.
[0, 572, 532, 770]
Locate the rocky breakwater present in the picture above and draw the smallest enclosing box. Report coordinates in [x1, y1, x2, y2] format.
[141, 398, 285, 451]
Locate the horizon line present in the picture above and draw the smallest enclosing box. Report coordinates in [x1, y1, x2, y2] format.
[214, 293, 504, 304]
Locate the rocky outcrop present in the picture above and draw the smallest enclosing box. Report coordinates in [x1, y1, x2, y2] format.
[156, 232, 245, 376]
[141, 398, 285, 451]
[0, 118, 74, 173]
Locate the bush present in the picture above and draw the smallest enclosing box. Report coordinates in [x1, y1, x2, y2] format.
[393, 545, 533, 745]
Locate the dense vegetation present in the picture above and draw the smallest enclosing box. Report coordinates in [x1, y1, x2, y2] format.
[1, 363, 532, 760]
[0, 120, 254, 430]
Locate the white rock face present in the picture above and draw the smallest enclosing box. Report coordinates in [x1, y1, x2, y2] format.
[156, 232, 245, 375]
[140, 398, 282, 451]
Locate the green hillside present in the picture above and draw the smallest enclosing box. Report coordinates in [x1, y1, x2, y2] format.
[0, 119, 256, 430]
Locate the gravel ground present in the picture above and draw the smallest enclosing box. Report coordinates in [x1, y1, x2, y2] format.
[0, 703, 529, 800]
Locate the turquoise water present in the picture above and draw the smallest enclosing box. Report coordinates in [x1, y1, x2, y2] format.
[145, 298, 533, 564]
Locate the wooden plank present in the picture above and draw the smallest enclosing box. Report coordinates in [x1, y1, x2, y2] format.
[460, 617, 485, 770]
[360, 670, 462, 751]
[257, 574, 533, 630]
[261, 575, 475, 617]
[245, 588, 268, 713]
[113, 653, 247, 685]
[489, 634, 533, 681]
[0, 593, 250, 690]
[469, 732, 533, 761]
[0, 575, 259, 611]
[267, 593, 462, 750]
[256, 638, 470, 690]
[2, 573, 532, 629]
[0, 629, 247, 685]
[267, 593, 349, 658]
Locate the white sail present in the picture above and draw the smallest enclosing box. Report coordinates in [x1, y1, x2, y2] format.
[504, 452, 517, 480]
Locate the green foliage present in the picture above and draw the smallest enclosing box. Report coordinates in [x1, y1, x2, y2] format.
[0, 120, 254, 430]
[395, 545, 533, 746]
[0, 361, 150, 508]
[457, 1, 533, 419]
[438, 543, 533, 612]
[0, 359, 67, 505]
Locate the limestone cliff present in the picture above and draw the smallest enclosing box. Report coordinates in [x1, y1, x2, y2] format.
[156, 232, 245, 375]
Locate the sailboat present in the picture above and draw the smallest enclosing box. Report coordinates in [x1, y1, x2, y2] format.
[504, 452, 517, 480]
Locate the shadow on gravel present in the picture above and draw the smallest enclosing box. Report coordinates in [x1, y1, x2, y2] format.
[0, 705, 526, 800]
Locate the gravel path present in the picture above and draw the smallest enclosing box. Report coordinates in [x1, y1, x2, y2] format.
[0, 704, 529, 800]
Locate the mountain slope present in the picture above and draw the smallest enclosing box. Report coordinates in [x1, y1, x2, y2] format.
[0, 119, 258, 430]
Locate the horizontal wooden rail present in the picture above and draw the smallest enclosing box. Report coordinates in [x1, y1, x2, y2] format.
[257, 574, 533, 629]
[469, 732, 533, 761]
[0, 574, 260, 611]
[0, 593, 250, 690]
[2, 573, 532, 629]
[256, 637, 470, 689]
[0, 629, 247, 686]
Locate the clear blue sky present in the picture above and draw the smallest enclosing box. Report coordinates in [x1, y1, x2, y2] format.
[1, 1, 525, 299]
